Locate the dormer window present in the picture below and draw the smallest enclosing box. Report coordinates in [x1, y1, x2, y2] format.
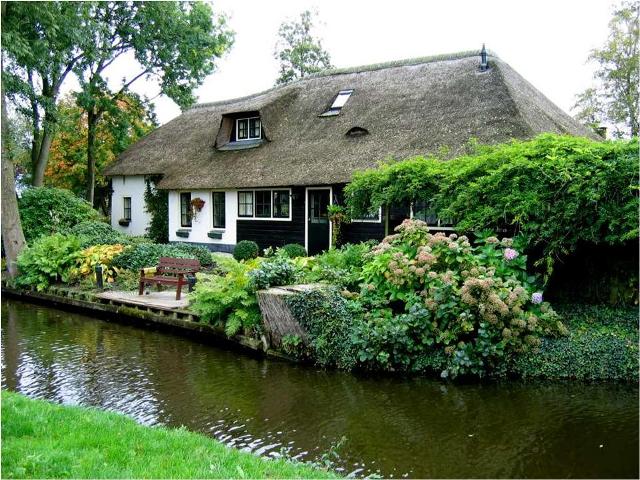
[320, 89, 353, 116]
[236, 117, 261, 141]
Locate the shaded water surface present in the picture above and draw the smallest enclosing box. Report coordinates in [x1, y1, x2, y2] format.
[1, 299, 638, 478]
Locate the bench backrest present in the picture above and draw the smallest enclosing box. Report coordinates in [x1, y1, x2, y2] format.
[156, 257, 200, 276]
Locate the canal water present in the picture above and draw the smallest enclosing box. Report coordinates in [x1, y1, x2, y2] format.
[2, 298, 638, 478]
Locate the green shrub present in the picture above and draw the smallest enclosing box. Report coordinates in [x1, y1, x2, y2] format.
[345, 134, 639, 279]
[16, 234, 82, 291]
[511, 304, 638, 381]
[173, 243, 214, 267]
[111, 268, 141, 291]
[111, 243, 196, 271]
[304, 242, 374, 289]
[287, 288, 363, 369]
[249, 253, 301, 290]
[70, 221, 125, 248]
[144, 176, 169, 244]
[281, 243, 307, 258]
[19, 187, 100, 243]
[233, 240, 259, 261]
[191, 258, 262, 337]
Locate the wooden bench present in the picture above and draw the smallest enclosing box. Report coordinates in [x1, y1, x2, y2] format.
[138, 257, 200, 301]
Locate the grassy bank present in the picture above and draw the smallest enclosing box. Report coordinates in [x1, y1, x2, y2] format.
[1, 391, 336, 479]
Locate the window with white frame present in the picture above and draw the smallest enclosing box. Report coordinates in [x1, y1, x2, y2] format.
[352, 207, 382, 223]
[411, 200, 454, 229]
[236, 117, 261, 141]
[237, 189, 292, 220]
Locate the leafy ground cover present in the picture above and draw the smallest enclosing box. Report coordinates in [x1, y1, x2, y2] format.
[1, 391, 336, 479]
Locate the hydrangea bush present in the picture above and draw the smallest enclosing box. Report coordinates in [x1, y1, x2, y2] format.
[353, 220, 566, 378]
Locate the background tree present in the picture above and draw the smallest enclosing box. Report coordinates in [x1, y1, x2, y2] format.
[274, 10, 332, 85]
[573, 0, 639, 137]
[1, 2, 87, 187]
[72, 1, 234, 205]
[44, 93, 156, 212]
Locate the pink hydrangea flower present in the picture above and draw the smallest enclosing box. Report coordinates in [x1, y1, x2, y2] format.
[504, 248, 519, 261]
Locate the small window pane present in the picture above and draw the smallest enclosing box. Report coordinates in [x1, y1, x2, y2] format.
[123, 197, 132, 221]
[249, 118, 261, 139]
[237, 119, 248, 140]
[180, 192, 192, 227]
[331, 89, 353, 109]
[273, 190, 290, 218]
[212, 192, 225, 228]
[238, 191, 253, 217]
[255, 190, 271, 218]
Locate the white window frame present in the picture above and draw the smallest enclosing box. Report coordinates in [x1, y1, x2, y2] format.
[236, 188, 292, 222]
[235, 117, 261, 142]
[351, 207, 382, 223]
[409, 202, 455, 231]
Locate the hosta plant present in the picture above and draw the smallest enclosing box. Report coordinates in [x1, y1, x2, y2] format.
[71, 244, 126, 284]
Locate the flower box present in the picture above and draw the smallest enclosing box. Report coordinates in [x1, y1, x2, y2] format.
[175, 229, 190, 238]
[118, 218, 130, 227]
[207, 230, 223, 239]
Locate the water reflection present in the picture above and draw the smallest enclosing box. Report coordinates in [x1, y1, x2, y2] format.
[2, 299, 638, 478]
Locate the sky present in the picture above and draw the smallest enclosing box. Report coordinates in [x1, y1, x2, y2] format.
[105, 0, 619, 125]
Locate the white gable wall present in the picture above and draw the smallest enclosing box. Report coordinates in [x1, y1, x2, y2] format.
[111, 175, 151, 236]
[168, 190, 237, 249]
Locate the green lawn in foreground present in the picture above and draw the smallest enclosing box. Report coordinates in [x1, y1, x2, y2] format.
[1, 391, 336, 479]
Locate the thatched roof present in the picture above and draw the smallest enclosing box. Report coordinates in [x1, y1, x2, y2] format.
[105, 50, 599, 190]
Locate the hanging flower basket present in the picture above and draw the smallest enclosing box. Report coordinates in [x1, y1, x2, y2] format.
[191, 197, 206, 211]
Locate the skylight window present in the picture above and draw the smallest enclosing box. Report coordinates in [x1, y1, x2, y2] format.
[320, 89, 353, 116]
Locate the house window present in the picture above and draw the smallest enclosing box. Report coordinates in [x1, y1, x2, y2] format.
[352, 207, 381, 223]
[212, 192, 225, 228]
[123, 197, 132, 221]
[236, 117, 261, 141]
[273, 190, 290, 218]
[321, 89, 354, 116]
[237, 188, 292, 220]
[238, 191, 254, 217]
[180, 192, 192, 227]
[412, 200, 454, 229]
[255, 190, 271, 218]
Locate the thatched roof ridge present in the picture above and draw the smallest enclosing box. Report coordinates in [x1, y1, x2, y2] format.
[105, 50, 599, 189]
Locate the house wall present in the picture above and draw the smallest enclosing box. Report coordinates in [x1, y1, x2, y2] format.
[168, 190, 237, 252]
[111, 175, 152, 236]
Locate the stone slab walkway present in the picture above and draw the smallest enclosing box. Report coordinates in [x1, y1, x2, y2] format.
[95, 290, 190, 310]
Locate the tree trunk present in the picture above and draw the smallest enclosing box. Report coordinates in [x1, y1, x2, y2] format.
[86, 109, 98, 204]
[32, 124, 52, 186]
[1, 76, 27, 277]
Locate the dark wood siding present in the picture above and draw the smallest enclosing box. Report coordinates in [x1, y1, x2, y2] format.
[236, 186, 305, 250]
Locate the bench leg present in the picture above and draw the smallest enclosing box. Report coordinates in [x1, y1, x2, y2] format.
[176, 282, 182, 301]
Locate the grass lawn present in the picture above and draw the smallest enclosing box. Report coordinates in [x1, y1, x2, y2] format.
[1, 391, 336, 479]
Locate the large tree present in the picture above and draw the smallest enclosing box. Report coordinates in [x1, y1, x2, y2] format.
[1, 3, 27, 277]
[274, 10, 332, 86]
[2, 2, 88, 187]
[573, 0, 639, 137]
[73, 1, 234, 205]
[44, 93, 156, 212]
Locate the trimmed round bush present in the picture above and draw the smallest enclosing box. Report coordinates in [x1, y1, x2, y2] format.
[233, 240, 259, 261]
[19, 187, 100, 243]
[70, 221, 124, 248]
[281, 243, 307, 258]
[112, 243, 196, 271]
[173, 243, 214, 267]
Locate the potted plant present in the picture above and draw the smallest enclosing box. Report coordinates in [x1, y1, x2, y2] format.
[176, 229, 190, 238]
[207, 230, 223, 239]
[118, 218, 130, 227]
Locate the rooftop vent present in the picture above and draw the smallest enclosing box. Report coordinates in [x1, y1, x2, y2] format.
[479, 44, 489, 72]
[320, 89, 354, 116]
[346, 126, 369, 137]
